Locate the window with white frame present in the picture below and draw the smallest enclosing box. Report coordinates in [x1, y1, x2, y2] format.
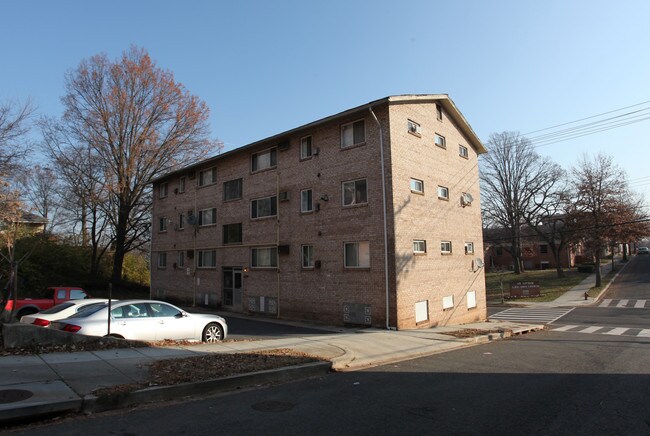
[224, 178, 243, 201]
[159, 217, 168, 232]
[197, 250, 216, 268]
[158, 252, 167, 268]
[341, 119, 365, 148]
[198, 167, 217, 187]
[344, 241, 370, 268]
[301, 189, 313, 213]
[251, 195, 277, 219]
[159, 183, 168, 198]
[178, 213, 185, 230]
[459, 145, 469, 159]
[413, 240, 427, 254]
[251, 148, 277, 172]
[342, 179, 368, 206]
[178, 251, 185, 268]
[198, 208, 217, 226]
[464, 242, 474, 254]
[408, 119, 421, 136]
[442, 295, 454, 310]
[302, 245, 314, 268]
[441, 241, 452, 254]
[300, 136, 313, 159]
[467, 291, 477, 309]
[435, 133, 446, 148]
[436, 104, 443, 121]
[252, 247, 277, 268]
[179, 177, 186, 193]
[437, 186, 449, 200]
[410, 178, 424, 194]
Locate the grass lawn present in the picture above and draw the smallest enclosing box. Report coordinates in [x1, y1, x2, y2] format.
[485, 268, 591, 302]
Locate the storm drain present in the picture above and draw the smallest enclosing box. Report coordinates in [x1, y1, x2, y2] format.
[251, 401, 295, 412]
[0, 389, 34, 404]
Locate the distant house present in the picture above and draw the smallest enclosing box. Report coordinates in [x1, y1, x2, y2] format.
[1, 212, 48, 235]
[150, 95, 488, 329]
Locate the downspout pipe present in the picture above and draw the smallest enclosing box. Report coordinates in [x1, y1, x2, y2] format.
[369, 107, 393, 330]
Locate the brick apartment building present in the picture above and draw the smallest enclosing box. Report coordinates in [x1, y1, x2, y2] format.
[150, 95, 487, 329]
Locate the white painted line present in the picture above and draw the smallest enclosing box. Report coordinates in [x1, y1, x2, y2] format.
[634, 300, 646, 309]
[553, 325, 578, 332]
[580, 326, 604, 333]
[616, 299, 629, 308]
[604, 328, 629, 336]
[599, 299, 612, 307]
[637, 329, 650, 337]
[549, 308, 575, 323]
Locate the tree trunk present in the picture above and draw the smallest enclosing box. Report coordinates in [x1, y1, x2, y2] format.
[551, 246, 565, 278]
[594, 251, 602, 288]
[111, 204, 130, 284]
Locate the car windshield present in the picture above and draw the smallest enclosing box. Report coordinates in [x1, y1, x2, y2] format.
[40, 302, 76, 314]
[67, 303, 107, 318]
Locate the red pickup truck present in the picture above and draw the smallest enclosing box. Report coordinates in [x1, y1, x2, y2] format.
[4, 287, 90, 320]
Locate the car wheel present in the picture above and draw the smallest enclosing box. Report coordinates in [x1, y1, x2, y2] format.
[203, 323, 224, 343]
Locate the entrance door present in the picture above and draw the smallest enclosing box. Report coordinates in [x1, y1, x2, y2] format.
[223, 267, 243, 311]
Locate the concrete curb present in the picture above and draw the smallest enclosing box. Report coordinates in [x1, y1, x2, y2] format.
[82, 361, 331, 414]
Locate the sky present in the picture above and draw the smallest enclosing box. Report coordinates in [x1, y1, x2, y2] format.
[2, 0, 650, 206]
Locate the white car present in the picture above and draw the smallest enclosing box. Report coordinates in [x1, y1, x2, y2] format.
[51, 300, 228, 343]
[637, 247, 649, 255]
[20, 299, 112, 327]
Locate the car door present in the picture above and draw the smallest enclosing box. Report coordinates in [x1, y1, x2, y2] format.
[149, 302, 196, 340]
[110, 303, 156, 341]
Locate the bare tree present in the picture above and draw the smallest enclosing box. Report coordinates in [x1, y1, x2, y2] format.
[480, 131, 564, 273]
[16, 165, 62, 233]
[57, 46, 220, 283]
[570, 154, 645, 287]
[0, 99, 33, 177]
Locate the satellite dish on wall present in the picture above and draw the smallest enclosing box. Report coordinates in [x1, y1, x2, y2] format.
[461, 192, 474, 206]
[475, 258, 484, 269]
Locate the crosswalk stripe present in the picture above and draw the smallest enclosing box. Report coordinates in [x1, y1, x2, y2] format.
[599, 299, 612, 307]
[581, 326, 603, 333]
[490, 308, 573, 324]
[553, 325, 578, 331]
[604, 327, 629, 335]
[635, 300, 646, 309]
[638, 329, 650, 337]
[616, 299, 629, 308]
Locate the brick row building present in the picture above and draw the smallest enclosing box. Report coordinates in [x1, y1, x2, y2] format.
[150, 95, 487, 329]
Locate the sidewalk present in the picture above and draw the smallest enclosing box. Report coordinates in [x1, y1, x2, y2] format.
[0, 319, 542, 424]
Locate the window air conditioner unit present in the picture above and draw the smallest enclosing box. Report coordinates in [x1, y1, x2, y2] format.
[313, 147, 320, 156]
[278, 140, 290, 151]
[186, 250, 194, 259]
[278, 245, 290, 255]
[188, 171, 196, 180]
[279, 191, 290, 201]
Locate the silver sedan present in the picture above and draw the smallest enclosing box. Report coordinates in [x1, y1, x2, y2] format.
[20, 299, 111, 327]
[51, 300, 228, 342]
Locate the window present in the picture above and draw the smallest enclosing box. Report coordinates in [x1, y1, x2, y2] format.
[198, 250, 216, 268]
[178, 213, 184, 230]
[300, 136, 313, 159]
[158, 252, 167, 268]
[341, 119, 365, 148]
[223, 223, 242, 244]
[198, 167, 217, 187]
[301, 189, 313, 213]
[302, 245, 314, 268]
[413, 240, 427, 254]
[252, 247, 277, 268]
[408, 120, 421, 136]
[410, 178, 424, 194]
[251, 195, 277, 219]
[540, 244, 549, 254]
[178, 251, 185, 268]
[442, 295, 454, 310]
[344, 241, 370, 268]
[224, 178, 243, 201]
[198, 208, 217, 226]
[69, 289, 86, 300]
[251, 148, 277, 172]
[342, 179, 368, 206]
[149, 302, 182, 318]
[436, 104, 443, 121]
[159, 183, 168, 198]
[467, 291, 477, 309]
[459, 145, 469, 159]
[435, 133, 446, 148]
[441, 241, 452, 254]
[437, 186, 449, 200]
[465, 242, 474, 254]
[159, 217, 168, 232]
[179, 177, 186, 193]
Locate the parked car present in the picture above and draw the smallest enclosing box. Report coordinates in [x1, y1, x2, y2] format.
[51, 300, 228, 343]
[19, 299, 113, 327]
[637, 247, 649, 255]
[4, 287, 90, 320]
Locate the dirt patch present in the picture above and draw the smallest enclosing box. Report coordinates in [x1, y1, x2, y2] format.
[440, 328, 511, 338]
